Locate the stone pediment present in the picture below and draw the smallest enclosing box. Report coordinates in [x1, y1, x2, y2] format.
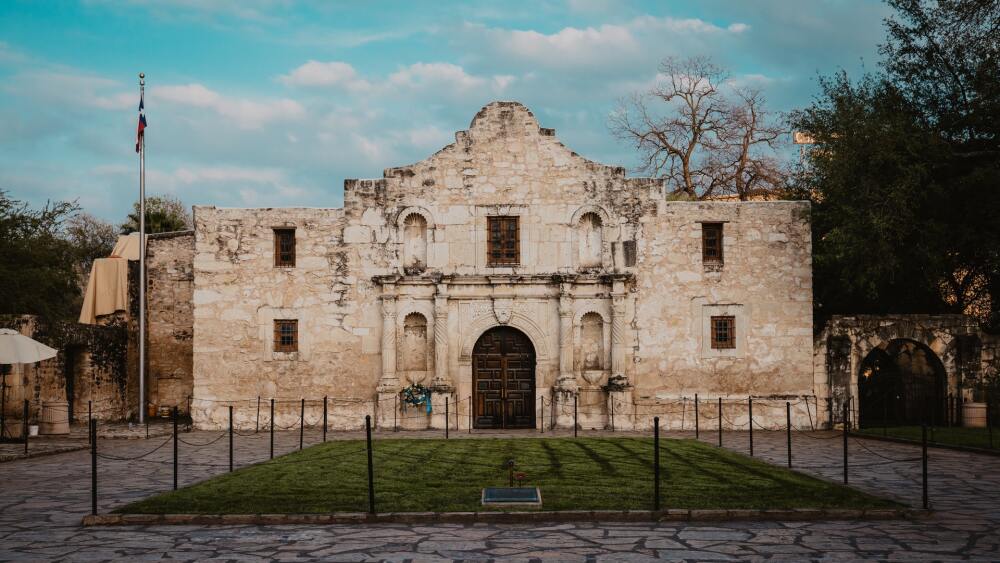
[380, 101, 627, 183]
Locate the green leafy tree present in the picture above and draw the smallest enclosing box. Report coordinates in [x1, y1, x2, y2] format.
[792, 0, 1000, 328]
[0, 191, 82, 319]
[120, 195, 192, 235]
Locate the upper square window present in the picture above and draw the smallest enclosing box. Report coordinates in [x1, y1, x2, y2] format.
[487, 216, 519, 266]
[274, 228, 296, 268]
[702, 223, 723, 264]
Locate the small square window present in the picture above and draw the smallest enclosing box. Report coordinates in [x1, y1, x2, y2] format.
[702, 223, 723, 264]
[274, 319, 298, 353]
[487, 216, 519, 266]
[274, 228, 296, 268]
[710, 316, 735, 349]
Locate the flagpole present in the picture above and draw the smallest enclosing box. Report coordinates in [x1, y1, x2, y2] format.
[138, 72, 146, 425]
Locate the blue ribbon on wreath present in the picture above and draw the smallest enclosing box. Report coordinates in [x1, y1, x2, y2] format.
[400, 383, 433, 414]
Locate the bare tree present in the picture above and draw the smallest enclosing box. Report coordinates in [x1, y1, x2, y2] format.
[611, 56, 788, 200]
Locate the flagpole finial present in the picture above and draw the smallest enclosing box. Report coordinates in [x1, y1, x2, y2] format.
[139, 72, 145, 85]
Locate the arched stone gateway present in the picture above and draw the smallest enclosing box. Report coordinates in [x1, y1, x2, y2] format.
[858, 339, 947, 427]
[473, 326, 536, 429]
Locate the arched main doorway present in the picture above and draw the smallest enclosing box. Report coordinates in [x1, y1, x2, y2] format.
[858, 339, 947, 427]
[473, 326, 536, 429]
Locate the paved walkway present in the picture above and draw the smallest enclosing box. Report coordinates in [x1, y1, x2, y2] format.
[1, 427, 998, 561]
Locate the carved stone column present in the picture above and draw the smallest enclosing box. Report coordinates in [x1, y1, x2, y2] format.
[607, 279, 634, 430]
[430, 283, 453, 429]
[553, 282, 579, 429]
[610, 280, 628, 382]
[376, 284, 399, 429]
[431, 284, 450, 389]
[557, 283, 576, 390]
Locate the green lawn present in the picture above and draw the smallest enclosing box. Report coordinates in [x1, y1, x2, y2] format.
[859, 425, 998, 450]
[119, 437, 897, 514]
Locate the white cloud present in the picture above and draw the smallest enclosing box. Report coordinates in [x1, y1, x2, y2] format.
[278, 60, 371, 91]
[152, 83, 304, 129]
[461, 15, 750, 69]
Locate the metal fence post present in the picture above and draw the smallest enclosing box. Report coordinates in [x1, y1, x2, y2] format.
[269, 398, 274, 460]
[748, 397, 754, 457]
[694, 394, 700, 439]
[469, 395, 472, 434]
[717, 397, 722, 448]
[323, 396, 328, 442]
[299, 398, 305, 451]
[255, 396, 260, 434]
[574, 393, 578, 438]
[445, 401, 449, 440]
[90, 419, 97, 515]
[540, 397, 544, 434]
[228, 405, 234, 473]
[786, 401, 792, 468]
[922, 424, 929, 509]
[88, 400, 93, 445]
[365, 415, 375, 515]
[988, 398, 994, 449]
[610, 395, 616, 432]
[23, 399, 29, 454]
[393, 394, 398, 432]
[842, 401, 849, 485]
[172, 406, 178, 490]
[653, 416, 661, 512]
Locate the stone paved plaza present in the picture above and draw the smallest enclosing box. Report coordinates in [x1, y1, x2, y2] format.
[1, 427, 998, 561]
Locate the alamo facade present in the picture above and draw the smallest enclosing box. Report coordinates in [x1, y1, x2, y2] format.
[10, 100, 993, 434]
[187, 101, 816, 431]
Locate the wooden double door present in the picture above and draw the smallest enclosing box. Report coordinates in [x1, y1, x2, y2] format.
[473, 327, 536, 429]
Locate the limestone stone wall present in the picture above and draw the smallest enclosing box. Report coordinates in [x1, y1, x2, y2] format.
[627, 201, 815, 429]
[146, 231, 195, 415]
[190, 101, 817, 430]
[191, 207, 385, 429]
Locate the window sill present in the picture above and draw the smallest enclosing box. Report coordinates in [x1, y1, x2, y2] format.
[272, 351, 300, 361]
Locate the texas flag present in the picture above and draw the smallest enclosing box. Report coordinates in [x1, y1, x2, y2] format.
[135, 93, 147, 153]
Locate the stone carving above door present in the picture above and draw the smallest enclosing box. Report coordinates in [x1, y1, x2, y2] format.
[493, 298, 514, 325]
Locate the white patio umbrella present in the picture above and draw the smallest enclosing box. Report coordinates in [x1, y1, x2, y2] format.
[0, 329, 58, 364]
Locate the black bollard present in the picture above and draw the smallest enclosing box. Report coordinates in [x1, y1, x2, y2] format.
[469, 395, 472, 434]
[255, 396, 260, 434]
[172, 406, 178, 490]
[299, 398, 305, 451]
[269, 398, 275, 460]
[653, 416, 661, 512]
[717, 397, 722, 448]
[90, 419, 97, 515]
[393, 394, 398, 432]
[88, 400, 93, 445]
[445, 401, 449, 440]
[365, 415, 375, 514]
[922, 424, 929, 509]
[786, 401, 792, 468]
[748, 397, 754, 457]
[323, 396, 328, 442]
[842, 401, 849, 484]
[228, 405, 234, 473]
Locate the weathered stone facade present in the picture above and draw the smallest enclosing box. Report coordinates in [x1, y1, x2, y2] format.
[189, 101, 817, 431]
[146, 230, 195, 416]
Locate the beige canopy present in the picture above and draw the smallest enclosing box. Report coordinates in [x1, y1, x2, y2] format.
[78, 233, 141, 324]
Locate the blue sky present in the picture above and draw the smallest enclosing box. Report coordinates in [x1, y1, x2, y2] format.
[0, 0, 894, 223]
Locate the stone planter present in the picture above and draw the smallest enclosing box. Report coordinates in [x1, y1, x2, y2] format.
[962, 402, 987, 428]
[40, 400, 70, 435]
